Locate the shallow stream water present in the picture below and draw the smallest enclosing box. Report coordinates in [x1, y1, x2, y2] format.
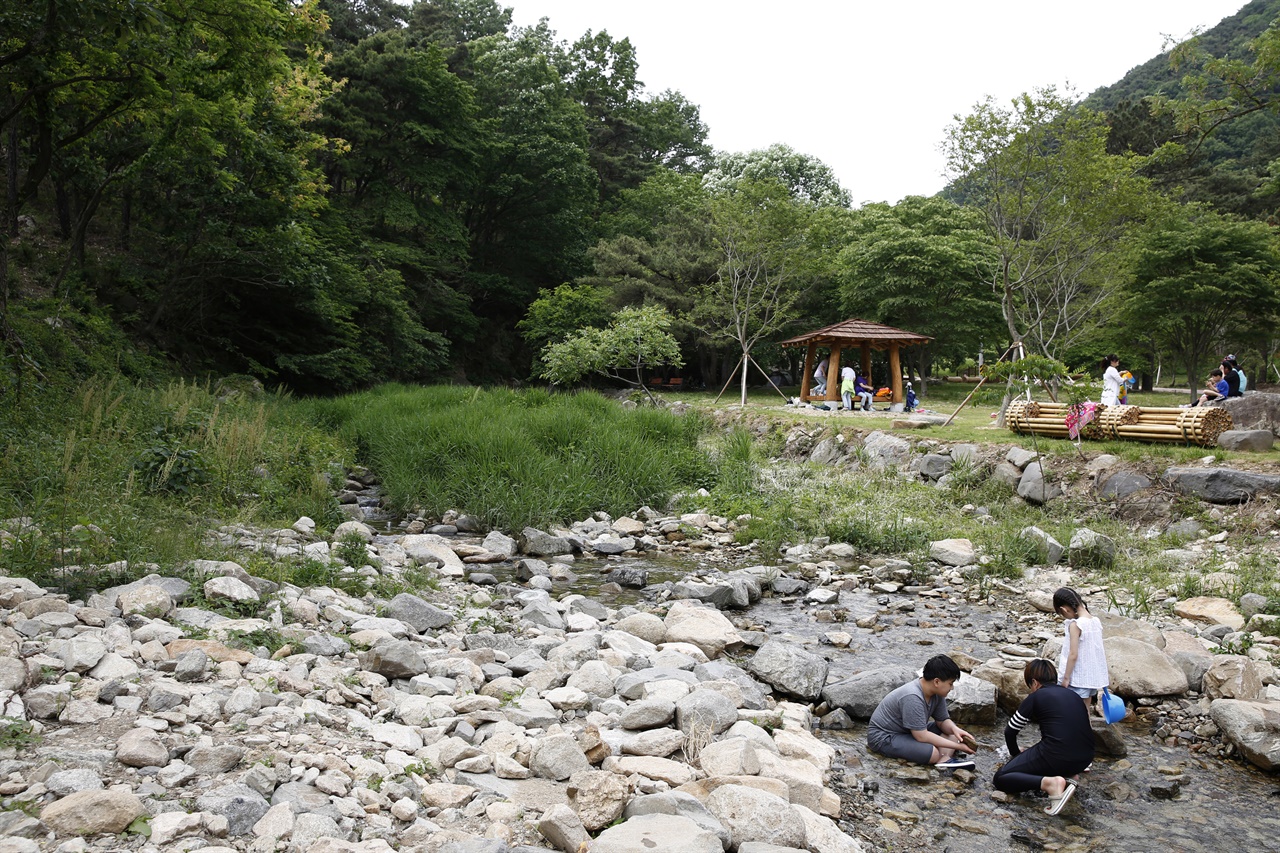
[365, 509, 1280, 851]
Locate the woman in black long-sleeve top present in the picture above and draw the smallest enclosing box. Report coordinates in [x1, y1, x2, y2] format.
[994, 659, 1095, 815]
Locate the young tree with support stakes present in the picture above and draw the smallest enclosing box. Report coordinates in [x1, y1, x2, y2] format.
[537, 305, 682, 405]
[690, 179, 814, 406]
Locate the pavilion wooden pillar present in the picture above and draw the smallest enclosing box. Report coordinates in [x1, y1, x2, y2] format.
[828, 347, 843, 403]
[889, 343, 903, 405]
[800, 343, 815, 400]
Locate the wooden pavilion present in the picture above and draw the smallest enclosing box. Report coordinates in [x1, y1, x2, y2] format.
[779, 319, 933, 408]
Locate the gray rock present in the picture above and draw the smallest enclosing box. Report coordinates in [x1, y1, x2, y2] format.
[515, 558, 551, 581]
[530, 734, 591, 781]
[675, 689, 738, 735]
[1218, 393, 1280, 436]
[174, 649, 208, 682]
[623, 792, 730, 850]
[1241, 593, 1270, 620]
[593, 813, 723, 853]
[928, 538, 975, 567]
[292, 813, 344, 849]
[197, 782, 271, 836]
[1210, 698, 1280, 770]
[862, 431, 911, 468]
[916, 453, 953, 481]
[186, 744, 244, 774]
[992, 461, 1023, 488]
[538, 803, 590, 852]
[270, 781, 341, 820]
[1217, 429, 1275, 452]
[385, 592, 453, 631]
[1006, 447, 1040, 469]
[620, 699, 676, 731]
[117, 727, 169, 768]
[822, 666, 916, 718]
[608, 568, 649, 588]
[1068, 528, 1115, 570]
[303, 633, 350, 656]
[481, 530, 517, 559]
[616, 668, 699, 701]
[1017, 462, 1061, 504]
[520, 527, 574, 557]
[360, 640, 429, 678]
[1019, 526, 1064, 564]
[45, 768, 104, 796]
[1164, 466, 1280, 504]
[946, 672, 998, 725]
[746, 642, 829, 701]
[705, 785, 806, 850]
[40, 790, 145, 836]
[1105, 637, 1188, 698]
[1098, 470, 1152, 500]
[809, 438, 844, 465]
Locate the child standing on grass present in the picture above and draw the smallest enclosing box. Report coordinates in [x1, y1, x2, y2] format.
[1053, 587, 1109, 718]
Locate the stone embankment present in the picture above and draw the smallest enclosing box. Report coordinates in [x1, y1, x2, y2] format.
[3, 428, 1280, 853]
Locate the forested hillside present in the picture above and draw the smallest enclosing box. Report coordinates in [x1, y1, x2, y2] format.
[1088, 0, 1280, 217]
[4, 0, 1280, 403]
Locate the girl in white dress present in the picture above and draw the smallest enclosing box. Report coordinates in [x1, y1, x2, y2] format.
[1100, 355, 1123, 407]
[1053, 587, 1110, 718]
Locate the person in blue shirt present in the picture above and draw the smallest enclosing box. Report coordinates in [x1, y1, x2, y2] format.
[1193, 368, 1228, 407]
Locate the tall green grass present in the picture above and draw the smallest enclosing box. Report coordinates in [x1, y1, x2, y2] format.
[0, 376, 350, 595]
[299, 385, 715, 531]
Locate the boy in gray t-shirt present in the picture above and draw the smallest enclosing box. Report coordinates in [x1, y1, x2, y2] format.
[867, 655, 976, 769]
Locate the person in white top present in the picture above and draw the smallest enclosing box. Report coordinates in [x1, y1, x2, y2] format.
[1053, 587, 1110, 718]
[1100, 355, 1123, 407]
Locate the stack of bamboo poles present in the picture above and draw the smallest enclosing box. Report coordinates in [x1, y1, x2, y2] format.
[1005, 401, 1232, 447]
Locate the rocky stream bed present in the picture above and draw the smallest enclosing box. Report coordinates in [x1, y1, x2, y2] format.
[2, 437, 1280, 853]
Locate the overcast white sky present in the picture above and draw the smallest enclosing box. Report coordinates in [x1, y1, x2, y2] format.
[508, 0, 1251, 205]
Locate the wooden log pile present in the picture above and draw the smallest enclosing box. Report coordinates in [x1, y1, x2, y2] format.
[1005, 401, 1232, 447]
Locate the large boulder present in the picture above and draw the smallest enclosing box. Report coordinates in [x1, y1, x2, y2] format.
[623, 791, 730, 850]
[946, 672, 998, 725]
[1210, 698, 1280, 771]
[1218, 393, 1280, 436]
[40, 790, 146, 835]
[1163, 466, 1280, 504]
[704, 785, 806, 851]
[519, 527, 575, 557]
[1173, 596, 1244, 631]
[747, 642, 829, 702]
[862, 431, 911, 468]
[928, 539, 975, 567]
[1017, 462, 1061, 505]
[1202, 656, 1266, 701]
[663, 601, 743, 659]
[970, 659, 1031, 714]
[1104, 637, 1188, 698]
[821, 666, 916, 719]
[591, 814, 724, 853]
[1217, 430, 1275, 452]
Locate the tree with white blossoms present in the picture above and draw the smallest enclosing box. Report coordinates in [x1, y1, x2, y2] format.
[703, 143, 852, 208]
[537, 304, 683, 405]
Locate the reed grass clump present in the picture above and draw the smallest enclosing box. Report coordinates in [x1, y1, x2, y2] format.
[0, 376, 350, 595]
[301, 385, 714, 531]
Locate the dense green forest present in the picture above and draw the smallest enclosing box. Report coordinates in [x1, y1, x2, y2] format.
[3, 0, 1280, 400]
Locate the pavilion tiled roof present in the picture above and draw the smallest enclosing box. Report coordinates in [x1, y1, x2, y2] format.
[778, 318, 933, 348]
